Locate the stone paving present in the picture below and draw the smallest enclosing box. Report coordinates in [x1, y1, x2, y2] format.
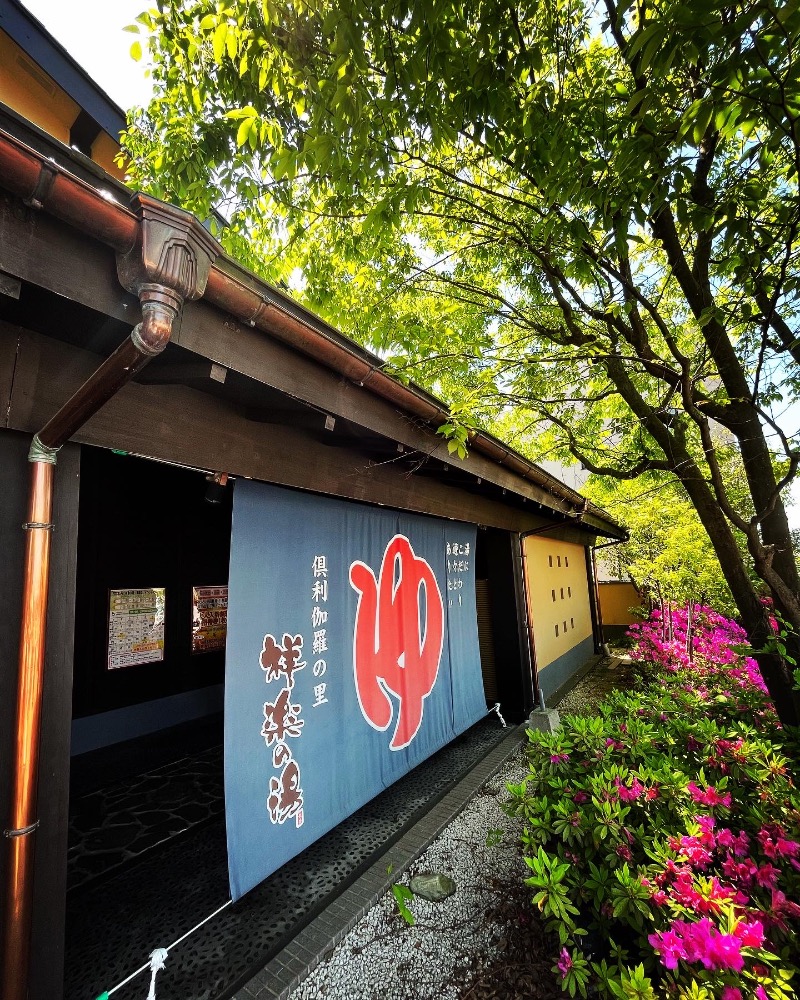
[65, 715, 512, 1000]
[67, 745, 224, 890]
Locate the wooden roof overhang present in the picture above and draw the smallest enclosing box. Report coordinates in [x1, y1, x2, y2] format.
[0, 116, 626, 542]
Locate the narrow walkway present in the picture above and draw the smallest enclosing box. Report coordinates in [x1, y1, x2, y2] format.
[231, 723, 526, 1000]
[65, 716, 514, 1000]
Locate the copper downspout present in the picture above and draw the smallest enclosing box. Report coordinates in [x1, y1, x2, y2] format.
[0, 293, 181, 1000]
[2, 461, 52, 1000]
[0, 178, 218, 997]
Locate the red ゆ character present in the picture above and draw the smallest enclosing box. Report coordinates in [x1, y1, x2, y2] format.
[349, 534, 444, 751]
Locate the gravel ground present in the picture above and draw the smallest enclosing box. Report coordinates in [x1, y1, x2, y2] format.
[287, 656, 630, 1000]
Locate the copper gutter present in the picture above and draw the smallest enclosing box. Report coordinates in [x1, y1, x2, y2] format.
[0, 127, 622, 532]
[0, 169, 218, 999]
[0, 132, 138, 252]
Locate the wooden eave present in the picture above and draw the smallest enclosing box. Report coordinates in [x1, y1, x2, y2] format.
[0, 118, 626, 542]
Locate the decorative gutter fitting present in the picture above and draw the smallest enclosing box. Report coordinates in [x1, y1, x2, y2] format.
[0, 189, 218, 1000]
[0, 128, 623, 534]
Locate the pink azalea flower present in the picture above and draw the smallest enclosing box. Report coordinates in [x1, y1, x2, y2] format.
[557, 947, 572, 978]
[733, 919, 765, 948]
[648, 929, 685, 970]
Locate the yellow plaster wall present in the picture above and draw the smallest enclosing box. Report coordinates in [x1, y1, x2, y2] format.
[91, 131, 126, 180]
[0, 32, 76, 144]
[523, 535, 593, 671]
[598, 581, 642, 625]
[0, 30, 125, 181]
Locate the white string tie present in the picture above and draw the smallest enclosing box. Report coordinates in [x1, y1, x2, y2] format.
[95, 898, 233, 999]
[491, 703, 507, 728]
[145, 948, 168, 1000]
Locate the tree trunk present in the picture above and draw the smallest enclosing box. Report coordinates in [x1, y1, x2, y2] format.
[678, 468, 800, 728]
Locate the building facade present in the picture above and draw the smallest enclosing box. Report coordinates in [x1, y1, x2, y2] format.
[0, 4, 626, 997]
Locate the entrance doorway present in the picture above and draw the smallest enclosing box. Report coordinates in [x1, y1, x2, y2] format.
[68, 448, 232, 891]
[474, 527, 532, 723]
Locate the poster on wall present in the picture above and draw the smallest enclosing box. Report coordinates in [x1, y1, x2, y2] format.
[192, 585, 228, 654]
[224, 481, 486, 900]
[107, 587, 165, 670]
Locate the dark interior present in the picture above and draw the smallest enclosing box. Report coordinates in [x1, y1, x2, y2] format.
[72, 447, 232, 719]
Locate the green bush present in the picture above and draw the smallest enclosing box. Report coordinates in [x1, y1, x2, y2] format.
[508, 606, 800, 999]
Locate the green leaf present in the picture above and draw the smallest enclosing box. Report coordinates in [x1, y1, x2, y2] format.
[236, 117, 253, 147]
[213, 23, 228, 64]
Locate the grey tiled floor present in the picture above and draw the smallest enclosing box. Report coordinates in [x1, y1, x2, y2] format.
[68, 745, 224, 890]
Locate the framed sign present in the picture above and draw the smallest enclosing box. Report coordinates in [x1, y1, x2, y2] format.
[107, 587, 165, 670]
[192, 585, 228, 654]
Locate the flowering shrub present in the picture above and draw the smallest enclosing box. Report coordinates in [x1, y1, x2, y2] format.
[509, 604, 800, 999]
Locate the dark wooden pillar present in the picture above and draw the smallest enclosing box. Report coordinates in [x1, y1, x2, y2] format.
[0, 430, 79, 1000]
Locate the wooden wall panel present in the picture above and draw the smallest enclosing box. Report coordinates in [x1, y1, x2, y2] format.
[0, 194, 134, 322]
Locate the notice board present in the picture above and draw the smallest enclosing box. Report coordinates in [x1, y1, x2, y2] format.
[224, 481, 485, 900]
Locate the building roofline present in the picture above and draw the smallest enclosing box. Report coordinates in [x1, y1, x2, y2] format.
[0, 0, 127, 139]
[0, 122, 627, 539]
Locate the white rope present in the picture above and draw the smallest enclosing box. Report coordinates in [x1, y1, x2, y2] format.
[97, 898, 233, 999]
[490, 702, 507, 728]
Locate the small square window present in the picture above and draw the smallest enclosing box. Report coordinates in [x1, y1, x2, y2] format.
[549, 555, 553, 567]
[560, 587, 564, 599]
[557, 556, 561, 567]
[568, 586, 572, 598]
[555, 623, 559, 636]
[551, 589, 556, 601]
[563, 620, 567, 632]
[571, 617, 574, 628]
[565, 556, 569, 567]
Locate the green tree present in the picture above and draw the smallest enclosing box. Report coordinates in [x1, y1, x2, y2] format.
[583, 474, 748, 616]
[124, 0, 800, 725]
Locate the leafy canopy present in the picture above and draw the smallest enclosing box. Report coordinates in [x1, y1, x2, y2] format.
[125, 0, 800, 722]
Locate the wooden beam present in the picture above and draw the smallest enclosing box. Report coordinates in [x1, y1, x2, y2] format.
[0, 270, 21, 299]
[135, 361, 223, 385]
[0, 200, 580, 518]
[0, 194, 136, 323]
[5, 328, 574, 534]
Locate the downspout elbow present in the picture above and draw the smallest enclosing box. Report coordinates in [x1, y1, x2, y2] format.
[132, 286, 184, 356]
[33, 289, 181, 457]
